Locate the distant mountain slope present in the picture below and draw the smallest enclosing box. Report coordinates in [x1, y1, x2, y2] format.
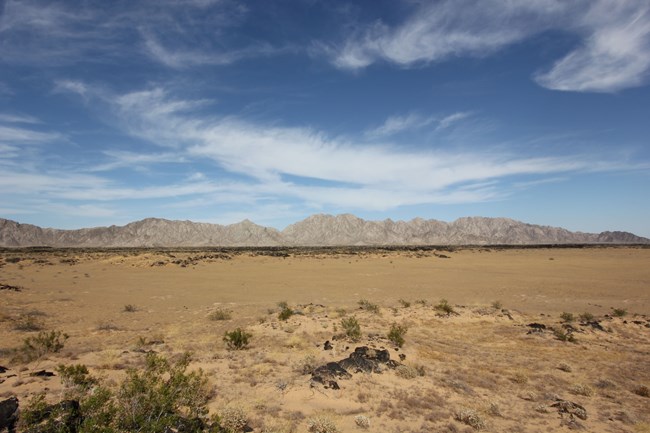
[0, 215, 647, 247]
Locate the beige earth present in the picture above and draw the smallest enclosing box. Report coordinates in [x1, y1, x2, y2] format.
[1, 246, 649, 432]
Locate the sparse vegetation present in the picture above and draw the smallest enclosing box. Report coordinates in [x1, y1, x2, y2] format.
[553, 328, 577, 343]
[491, 300, 503, 310]
[633, 385, 650, 398]
[387, 322, 408, 347]
[358, 299, 379, 314]
[278, 301, 295, 321]
[17, 329, 69, 362]
[123, 304, 138, 312]
[209, 308, 232, 321]
[557, 362, 573, 372]
[398, 299, 411, 308]
[223, 328, 252, 350]
[579, 312, 594, 322]
[560, 312, 575, 322]
[612, 308, 627, 317]
[570, 384, 594, 397]
[340, 316, 362, 341]
[13, 314, 45, 331]
[56, 364, 98, 390]
[435, 298, 456, 315]
[395, 364, 425, 379]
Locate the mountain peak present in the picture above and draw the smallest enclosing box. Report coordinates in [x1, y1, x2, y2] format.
[0, 215, 647, 247]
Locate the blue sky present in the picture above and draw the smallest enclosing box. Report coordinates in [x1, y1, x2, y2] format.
[1, 0, 649, 236]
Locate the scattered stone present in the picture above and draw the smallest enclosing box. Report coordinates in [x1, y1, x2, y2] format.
[310, 346, 399, 389]
[0, 284, 21, 292]
[527, 323, 546, 334]
[0, 397, 19, 433]
[399, 353, 406, 361]
[0, 366, 8, 374]
[323, 340, 333, 350]
[580, 321, 606, 332]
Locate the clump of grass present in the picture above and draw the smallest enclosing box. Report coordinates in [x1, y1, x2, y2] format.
[123, 304, 137, 313]
[340, 316, 362, 341]
[579, 312, 594, 322]
[398, 299, 411, 308]
[454, 407, 486, 430]
[295, 354, 318, 375]
[612, 308, 627, 317]
[387, 322, 408, 347]
[354, 415, 370, 429]
[557, 362, 573, 373]
[570, 384, 594, 397]
[415, 299, 428, 306]
[553, 328, 577, 343]
[307, 415, 339, 433]
[491, 300, 503, 310]
[633, 385, 649, 398]
[223, 328, 252, 350]
[395, 364, 425, 379]
[435, 299, 456, 316]
[209, 308, 232, 321]
[511, 372, 528, 384]
[560, 312, 575, 323]
[358, 299, 379, 314]
[220, 406, 248, 432]
[13, 314, 45, 331]
[56, 364, 98, 390]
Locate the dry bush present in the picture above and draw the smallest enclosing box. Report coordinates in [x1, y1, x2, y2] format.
[387, 322, 408, 347]
[557, 362, 573, 372]
[340, 316, 362, 341]
[435, 299, 456, 315]
[395, 364, 425, 380]
[294, 354, 318, 375]
[13, 314, 45, 331]
[612, 308, 627, 317]
[633, 385, 650, 397]
[354, 415, 370, 429]
[454, 407, 486, 430]
[220, 406, 248, 432]
[358, 299, 379, 314]
[579, 312, 594, 322]
[570, 384, 594, 397]
[398, 299, 411, 308]
[306, 415, 339, 433]
[209, 308, 232, 321]
[560, 312, 575, 322]
[123, 304, 137, 313]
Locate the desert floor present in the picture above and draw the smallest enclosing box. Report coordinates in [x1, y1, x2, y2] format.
[1, 246, 649, 432]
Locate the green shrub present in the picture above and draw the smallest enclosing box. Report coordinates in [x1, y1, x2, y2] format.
[435, 299, 456, 315]
[116, 353, 210, 432]
[340, 316, 362, 341]
[278, 303, 294, 321]
[491, 300, 503, 310]
[387, 323, 408, 347]
[358, 299, 379, 314]
[208, 309, 232, 321]
[612, 308, 627, 317]
[18, 330, 69, 362]
[560, 312, 575, 323]
[56, 364, 98, 390]
[223, 328, 252, 350]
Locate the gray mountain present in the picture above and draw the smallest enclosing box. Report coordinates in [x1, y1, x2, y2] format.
[0, 214, 647, 247]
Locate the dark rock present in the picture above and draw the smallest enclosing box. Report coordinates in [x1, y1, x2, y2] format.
[551, 399, 587, 420]
[0, 397, 19, 433]
[399, 354, 406, 361]
[527, 323, 546, 330]
[0, 284, 21, 292]
[310, 346, 398, 389]
[323, 340, 333, 350]
[30, 370, 55, 377]
[0, 366, 8, 374]
[581, 321, 606, 332]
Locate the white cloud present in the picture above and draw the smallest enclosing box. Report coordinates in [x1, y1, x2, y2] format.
[328, 0, 650, 93]
[366, 113, 436, 138]
[535, 1, 650, 92]
[436, 112, 472, 131]
[0, 125, 62, 144]
[0, 113, 40, 124]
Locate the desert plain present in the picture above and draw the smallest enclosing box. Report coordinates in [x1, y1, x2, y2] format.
[1, 246, 649, 432]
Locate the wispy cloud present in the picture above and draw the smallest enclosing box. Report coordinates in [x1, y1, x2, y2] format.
[535, 1, 650, 92]
[0, 113, 40, 124]
[0, 125, 61, 144]
[367, 111, 472, 138]
[327, 0, 650, 93]
[48, 83, 640, 212]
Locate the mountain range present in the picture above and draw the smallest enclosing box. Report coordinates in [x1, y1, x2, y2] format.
[1, 215, 647, 247]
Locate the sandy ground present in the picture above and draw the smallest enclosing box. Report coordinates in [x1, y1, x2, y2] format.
[1, 246, 649, 432]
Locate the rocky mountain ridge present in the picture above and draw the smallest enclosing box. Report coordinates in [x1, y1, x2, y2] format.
[0, 214, 647, 247]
